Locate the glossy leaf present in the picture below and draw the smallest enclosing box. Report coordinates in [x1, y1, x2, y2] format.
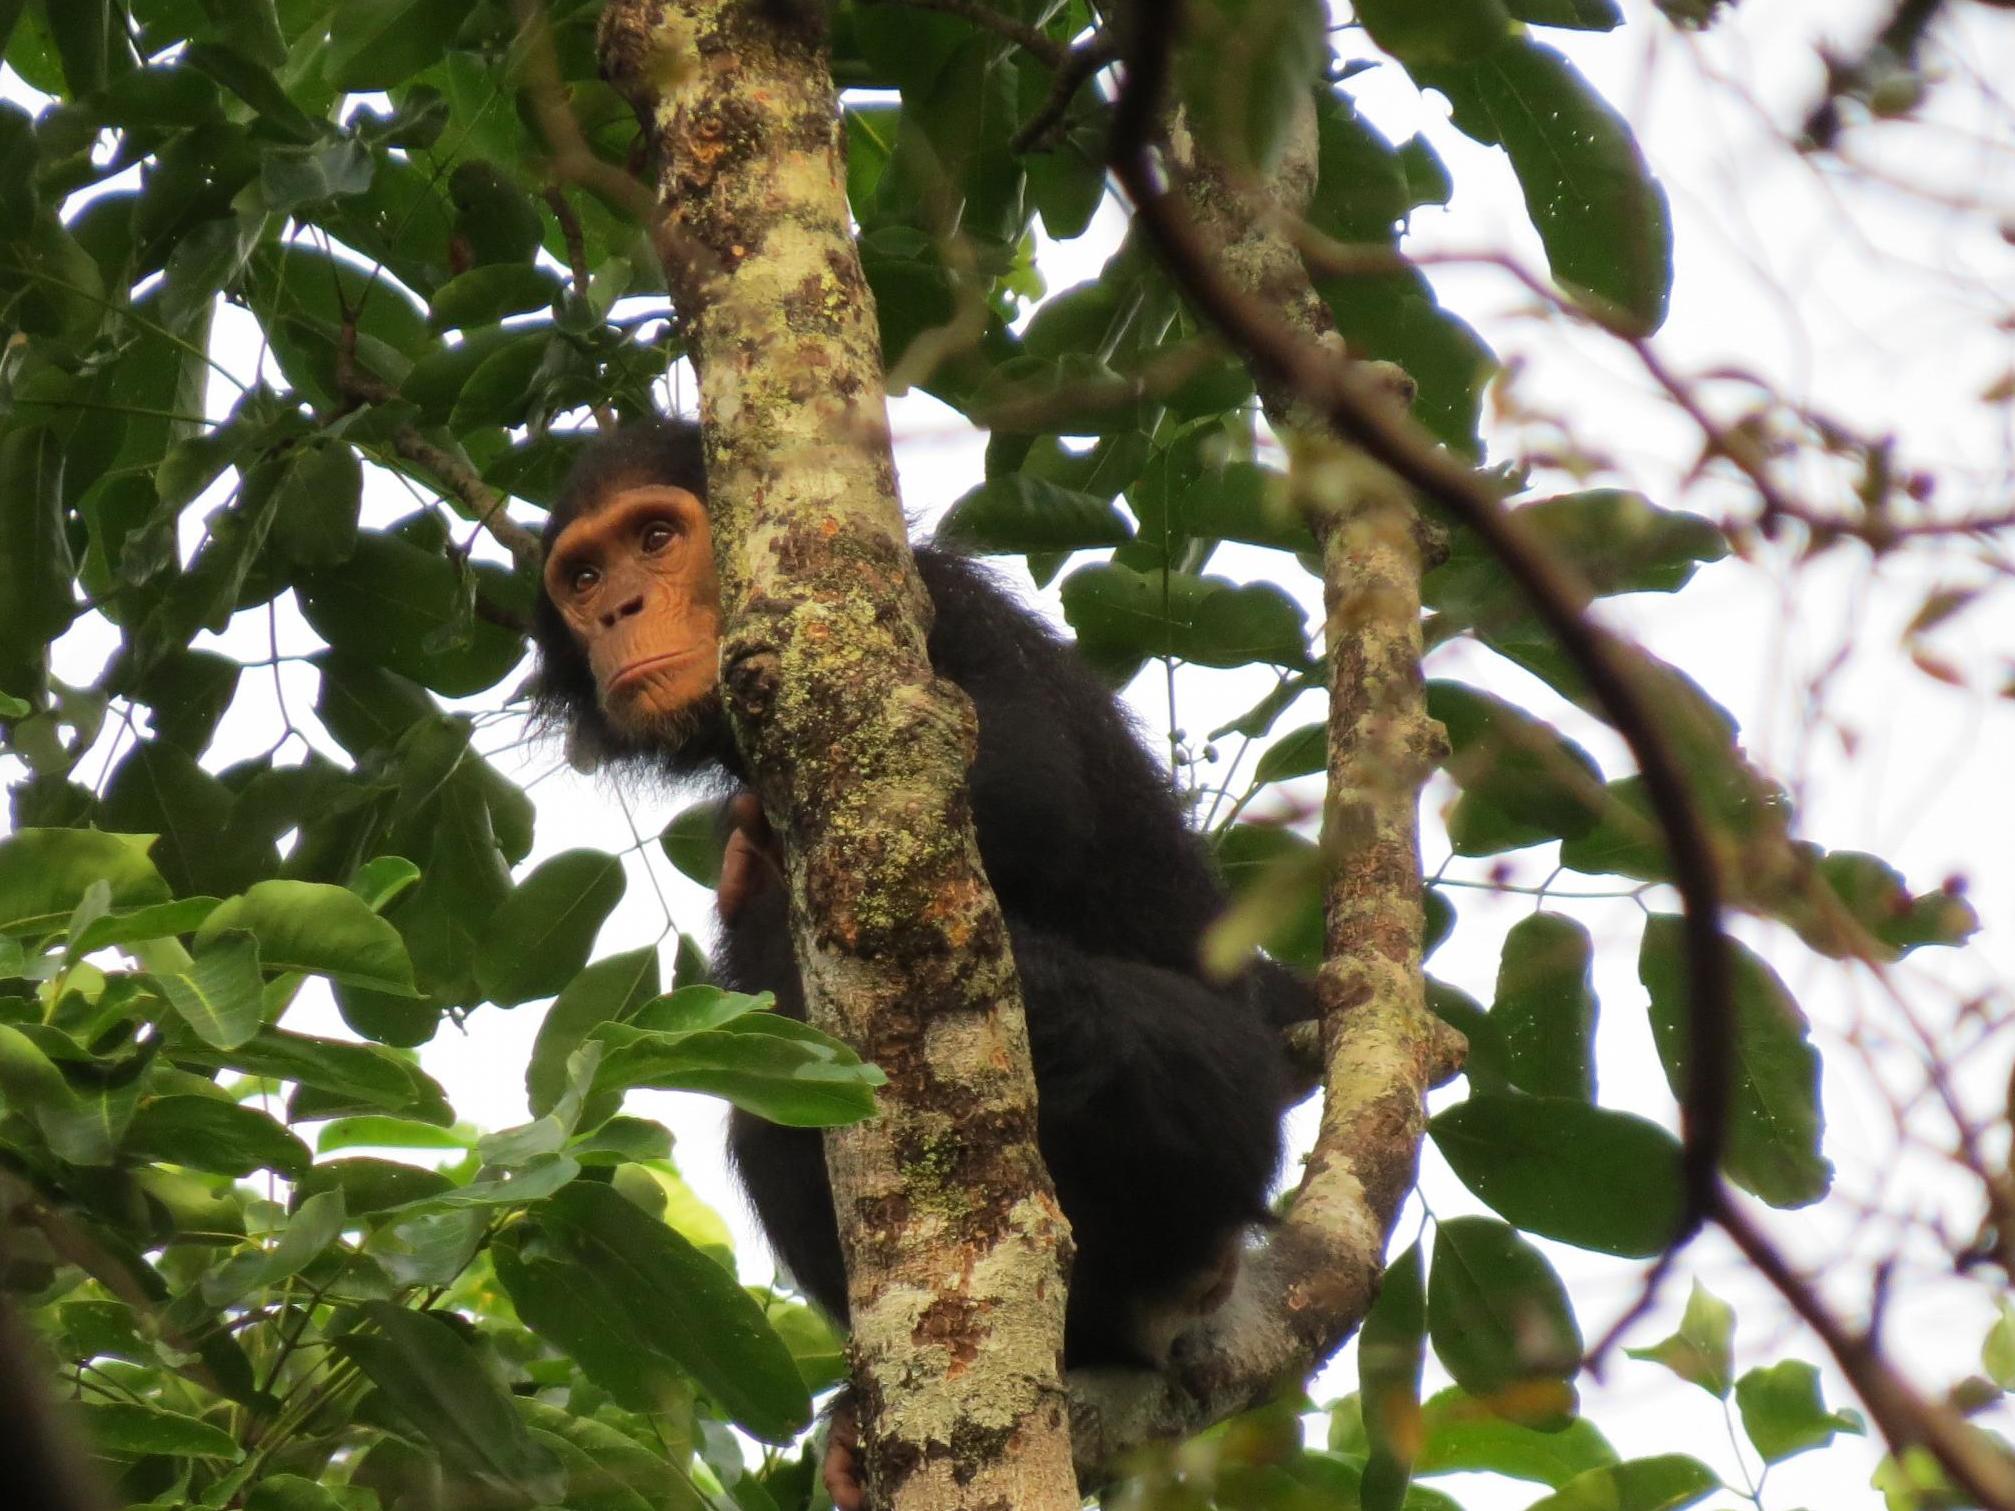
[1430, 1095, 1685, 1256]
[198, 880, 419, 996]
[939, 474, 1135, 554]
[1489, 913, 1597, 1100]
[1411, 40, 1673, 332]
[1359, 1242, 1426, 1511]
[1415, 1387, 1619, 1485]
[155, 929, 265, 1049]
[428, 263, 562, 330]
[589, 1019, 886, 1127]
[125, 1095, 311, 1178]
[1428, 1217, 1580, 1430]
[79, 1401, 240, 1459]
[527, 945, 660, 1118]
[1431, 681, 1606, 854]
[0, 829, 169, 936]
[659, 800, 727, 888]
[1524, 1455, 1720, 1511]
[340, 1302, 564, 1500]
[474, 849, 627, 1007]
[1734, 1361, 1864, 1463]
[1625, 1280, 1735, 1398]
[1062, 563, 1311, 670]
[202, 1190, 346, 1306]
[521, 1181, 812, 1443]
[1639, 916, 1831, 1208]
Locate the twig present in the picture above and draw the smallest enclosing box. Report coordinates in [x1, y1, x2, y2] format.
[861, 0, 1067, 66]
[333, 329, 544, 572]
[1108, 0, 1734, 1245]
[542, 186, 619, 433]
[1804, 0, 1949, 148]
[864, 0, 1115, 153]
[513, 0, 724, 294]
[1013, 32, 1120, 153]
[1719, 1196, 2015, 1511]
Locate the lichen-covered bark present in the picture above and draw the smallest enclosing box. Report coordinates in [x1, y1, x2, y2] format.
[595, 6, 1076, 1507]
[1070, 94, 1449, 1471]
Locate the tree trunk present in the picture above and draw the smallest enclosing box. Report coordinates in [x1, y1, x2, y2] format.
[596, 6, 1077, 1507]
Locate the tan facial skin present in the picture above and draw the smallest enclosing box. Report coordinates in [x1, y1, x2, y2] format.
[543, 484, 722, 740]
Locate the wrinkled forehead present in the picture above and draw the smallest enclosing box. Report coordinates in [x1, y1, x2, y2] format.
[546, 482, 707, 560]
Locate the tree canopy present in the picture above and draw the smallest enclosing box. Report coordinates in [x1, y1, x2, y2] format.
[1, 2, 2010, 1510]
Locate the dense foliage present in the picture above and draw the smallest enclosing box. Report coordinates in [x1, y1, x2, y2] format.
[0, 2, 1989, 1509]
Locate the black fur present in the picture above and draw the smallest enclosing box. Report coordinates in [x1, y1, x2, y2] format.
[531, 420, 1316, 1368]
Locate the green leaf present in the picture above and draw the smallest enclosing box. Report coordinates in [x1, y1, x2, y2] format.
[1507, 0, 1624, 29]
[78, 1401, 240, 1460]
[100, 742, 265, 900]
[1251, 722, 1326, 786]
[659, 800, 727, 888]
[449, 159, 546, 267]
[1639, 916, 1831, 1208]
[297, 533, 526, 698]
[294, 1157, 455, 1215]
[271, 441, 363, 567]
[1428, 1217, 1580, 1430]
[1428, 491, 1726, 632]
[0, 1021, 77, 1113]
[325, 0, 466, 91]
[589, 1019, 886, 1127]
[1984, 1301, 2015, 1390]
[1412, 39, 1673, 333]
[340, 1302, 564, 1499]
[1416, 1386, 1619, 1486]
[475, 849, 628, 1007]
[940, 474, 1136, 555]
[70, 896, 221, 953]
[1430, 681, 1606, 854]
[517, 1401, 699, 1511]
[202, 1189, 347, 1306]
[1430, 1095, 1685, 1256]
[527, 945, 661, 1118]
[125, 1094, 311, 1178]
[1734, 1361, 1864, 1463]
[348, 856, 423, 912]
[244, 1475, 350, 1511]
[189, 1027, 439, 1116]
[1489, 913, 1597, 1099]
[258, 138, 376, 212]
[317, 1115, 474, 1153]
[1360, 1242, 1425, 1511]
[1525, 1455, 1720, 1511]
[198, 880, 419, 995]
[1354, 0, 1514, 62]
[528, 1181, 813, 1442]
[1062, 563, 1311, 670]
[1626, 1279, 1735, 1398]
[155, 929, 266, 1049]
[0, 425, 74, 693]
[429, 263, 563, 329]
[0, 829, 169, 937]
[448, 330, 555, 432]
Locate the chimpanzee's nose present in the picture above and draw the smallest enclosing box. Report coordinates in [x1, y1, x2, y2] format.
[600, 594, 645, 628]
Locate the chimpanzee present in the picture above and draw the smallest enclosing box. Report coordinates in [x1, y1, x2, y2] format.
[529, 419, 1314, 1472]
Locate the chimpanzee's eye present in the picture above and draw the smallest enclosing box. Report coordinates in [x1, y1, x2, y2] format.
[640, 521, 676, 553]
[569, 565, 599, 595]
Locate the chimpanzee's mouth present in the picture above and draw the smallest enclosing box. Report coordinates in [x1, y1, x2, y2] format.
[609, 652, 697, 695]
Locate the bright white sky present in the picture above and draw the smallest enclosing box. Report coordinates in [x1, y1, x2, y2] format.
[10, 2, 2015, 1506]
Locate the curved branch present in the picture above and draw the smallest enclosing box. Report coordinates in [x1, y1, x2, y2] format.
[1107, 2, 1734, 1244]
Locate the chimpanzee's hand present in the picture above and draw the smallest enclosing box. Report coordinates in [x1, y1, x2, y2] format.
[716, 791, 780, 923]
